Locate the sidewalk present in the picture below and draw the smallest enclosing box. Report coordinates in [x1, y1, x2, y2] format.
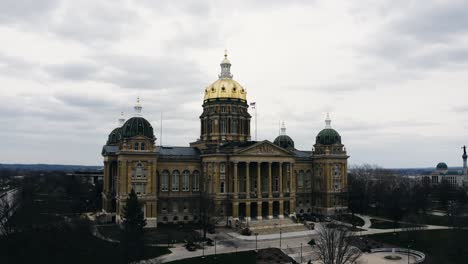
[227, 229, 318, 241]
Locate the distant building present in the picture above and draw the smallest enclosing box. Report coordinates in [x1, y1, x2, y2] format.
[101, 52, 349, 228]
[425, 146, 468, 187]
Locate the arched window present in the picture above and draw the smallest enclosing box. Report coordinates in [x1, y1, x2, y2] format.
[135, 162, 143, 177]
[161, 170, 169, 191]
[161, 201, 167, 212]
[172, 170, 180, 191]
[141, 142, 146, 150]
[333, 164, 341, 177]
[134, 142, 139, 150]
[298, 170, 304, 188]
[192, 170, 200, 191]
[182, 170, 190, 191]
[172, 202, 178, 212]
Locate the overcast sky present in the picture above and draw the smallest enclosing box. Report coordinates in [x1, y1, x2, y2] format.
[0, 0, 467, 168]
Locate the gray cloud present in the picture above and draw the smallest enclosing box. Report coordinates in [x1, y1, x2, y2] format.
[0, 0, 59, 25]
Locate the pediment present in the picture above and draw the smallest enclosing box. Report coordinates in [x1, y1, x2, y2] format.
[235, 141, 292, 156]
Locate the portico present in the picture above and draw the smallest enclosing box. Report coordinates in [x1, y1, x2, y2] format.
[229, 141, 296, 222]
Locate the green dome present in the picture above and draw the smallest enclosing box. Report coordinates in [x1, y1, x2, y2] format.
[121, 117, 154, 139]
[316, 128, 341, 145]
[436, 162, 448, 170]
[273, 135, 295, 149]
[107, 127, 122, 145]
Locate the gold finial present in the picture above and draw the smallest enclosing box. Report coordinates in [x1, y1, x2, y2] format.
[224, 48, 228, 58]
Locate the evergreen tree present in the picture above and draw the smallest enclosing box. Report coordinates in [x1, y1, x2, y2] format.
[121, 189, 146, 263]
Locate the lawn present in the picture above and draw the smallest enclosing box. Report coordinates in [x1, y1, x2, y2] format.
[98, 223, 201, 245]
[366, 229, 468, 264]
[0, 224, 170, 264]
[415, 214, 468, 227]
[369, 218, 422, 229]
[165, 250, 257, 264]
[335, 214, 365, 227]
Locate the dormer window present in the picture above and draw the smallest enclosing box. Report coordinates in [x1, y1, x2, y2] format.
[134, 142, 139, 150]
[141, 142, 145, 150]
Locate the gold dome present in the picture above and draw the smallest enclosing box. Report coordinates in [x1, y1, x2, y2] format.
[204, 79, 247, 102]
[203, 51, 247, 102]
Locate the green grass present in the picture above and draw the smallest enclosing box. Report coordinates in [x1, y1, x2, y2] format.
[415, 214, 468, 227]
[98, 223, 201, 244]
[0, 225, 170, 264]
[369, 218, 422, 229]
[366, 229, 468, 264]
[336, 214, 365, 227]
[165, 250, 257, 264]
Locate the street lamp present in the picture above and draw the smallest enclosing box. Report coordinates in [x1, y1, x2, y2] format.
[214, 239, 217, 259]
[279, 229, 282, 248]
[255, 233, 259, 252]
[300, 243, 303, 263]
[202, 241, 205, 258]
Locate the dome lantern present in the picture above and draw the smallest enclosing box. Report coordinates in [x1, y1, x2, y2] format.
[219, 49, 233, 79]
[134, 97, 142, 116]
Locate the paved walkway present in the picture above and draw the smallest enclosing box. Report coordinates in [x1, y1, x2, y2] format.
[352, 214, 450, 236]
[134, 214, 452, 263]
[227, 229, 317, 241]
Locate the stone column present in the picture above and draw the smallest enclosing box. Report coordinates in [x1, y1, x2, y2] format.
[279, 162, 283, 197]
[257, 202, 262, 220]
[246, 162, 250, 197]
[268, 201, 273, 219]
[279, 200, 284, 219]
[103, 161, 109, 193]
[257, 162, 261, 194]
[121, 160, 128, 195]
[246, 202, 251, 222]
[268, 162, 272, 198]
[232, 201, 239, 218]
[233, 162, 238, 198]
[289, 163, 295, 194]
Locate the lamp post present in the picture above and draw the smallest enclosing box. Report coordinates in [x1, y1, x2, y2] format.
[255, 233, 259, 252]
[214, 239, 217, 259]
[279, 229, 282, 248]
[202, 241, 205, 258]
[300, 243, 303, 263]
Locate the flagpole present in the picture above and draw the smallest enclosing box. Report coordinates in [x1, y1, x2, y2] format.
[160, 112, 163, 146]
[255, 104, 258, 141]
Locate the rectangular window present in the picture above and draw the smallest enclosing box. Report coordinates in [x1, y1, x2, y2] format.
[220, 181, 225, 193]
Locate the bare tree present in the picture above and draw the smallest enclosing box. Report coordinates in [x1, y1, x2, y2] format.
[0, 196, 13, 236]
[316, 226, 362, 264]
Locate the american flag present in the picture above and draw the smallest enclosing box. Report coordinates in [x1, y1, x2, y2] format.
[250, 102, 256, 109]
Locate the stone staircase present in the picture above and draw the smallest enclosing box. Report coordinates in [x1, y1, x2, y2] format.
[243, 217, 309, 235]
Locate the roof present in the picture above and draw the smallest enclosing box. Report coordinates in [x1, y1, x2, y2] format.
[159, 146, 200, 157]
[102, 145, 119, 155]
[293, 150, 312, 158]
[316, 128, 341, 145]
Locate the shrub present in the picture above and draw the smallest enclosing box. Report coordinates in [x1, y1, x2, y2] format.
[241, 227, 252, 236]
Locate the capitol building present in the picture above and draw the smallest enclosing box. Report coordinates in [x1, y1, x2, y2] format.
[101, 52, 349, 227]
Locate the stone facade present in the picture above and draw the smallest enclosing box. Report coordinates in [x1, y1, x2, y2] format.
[101, 53, 349, 228]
